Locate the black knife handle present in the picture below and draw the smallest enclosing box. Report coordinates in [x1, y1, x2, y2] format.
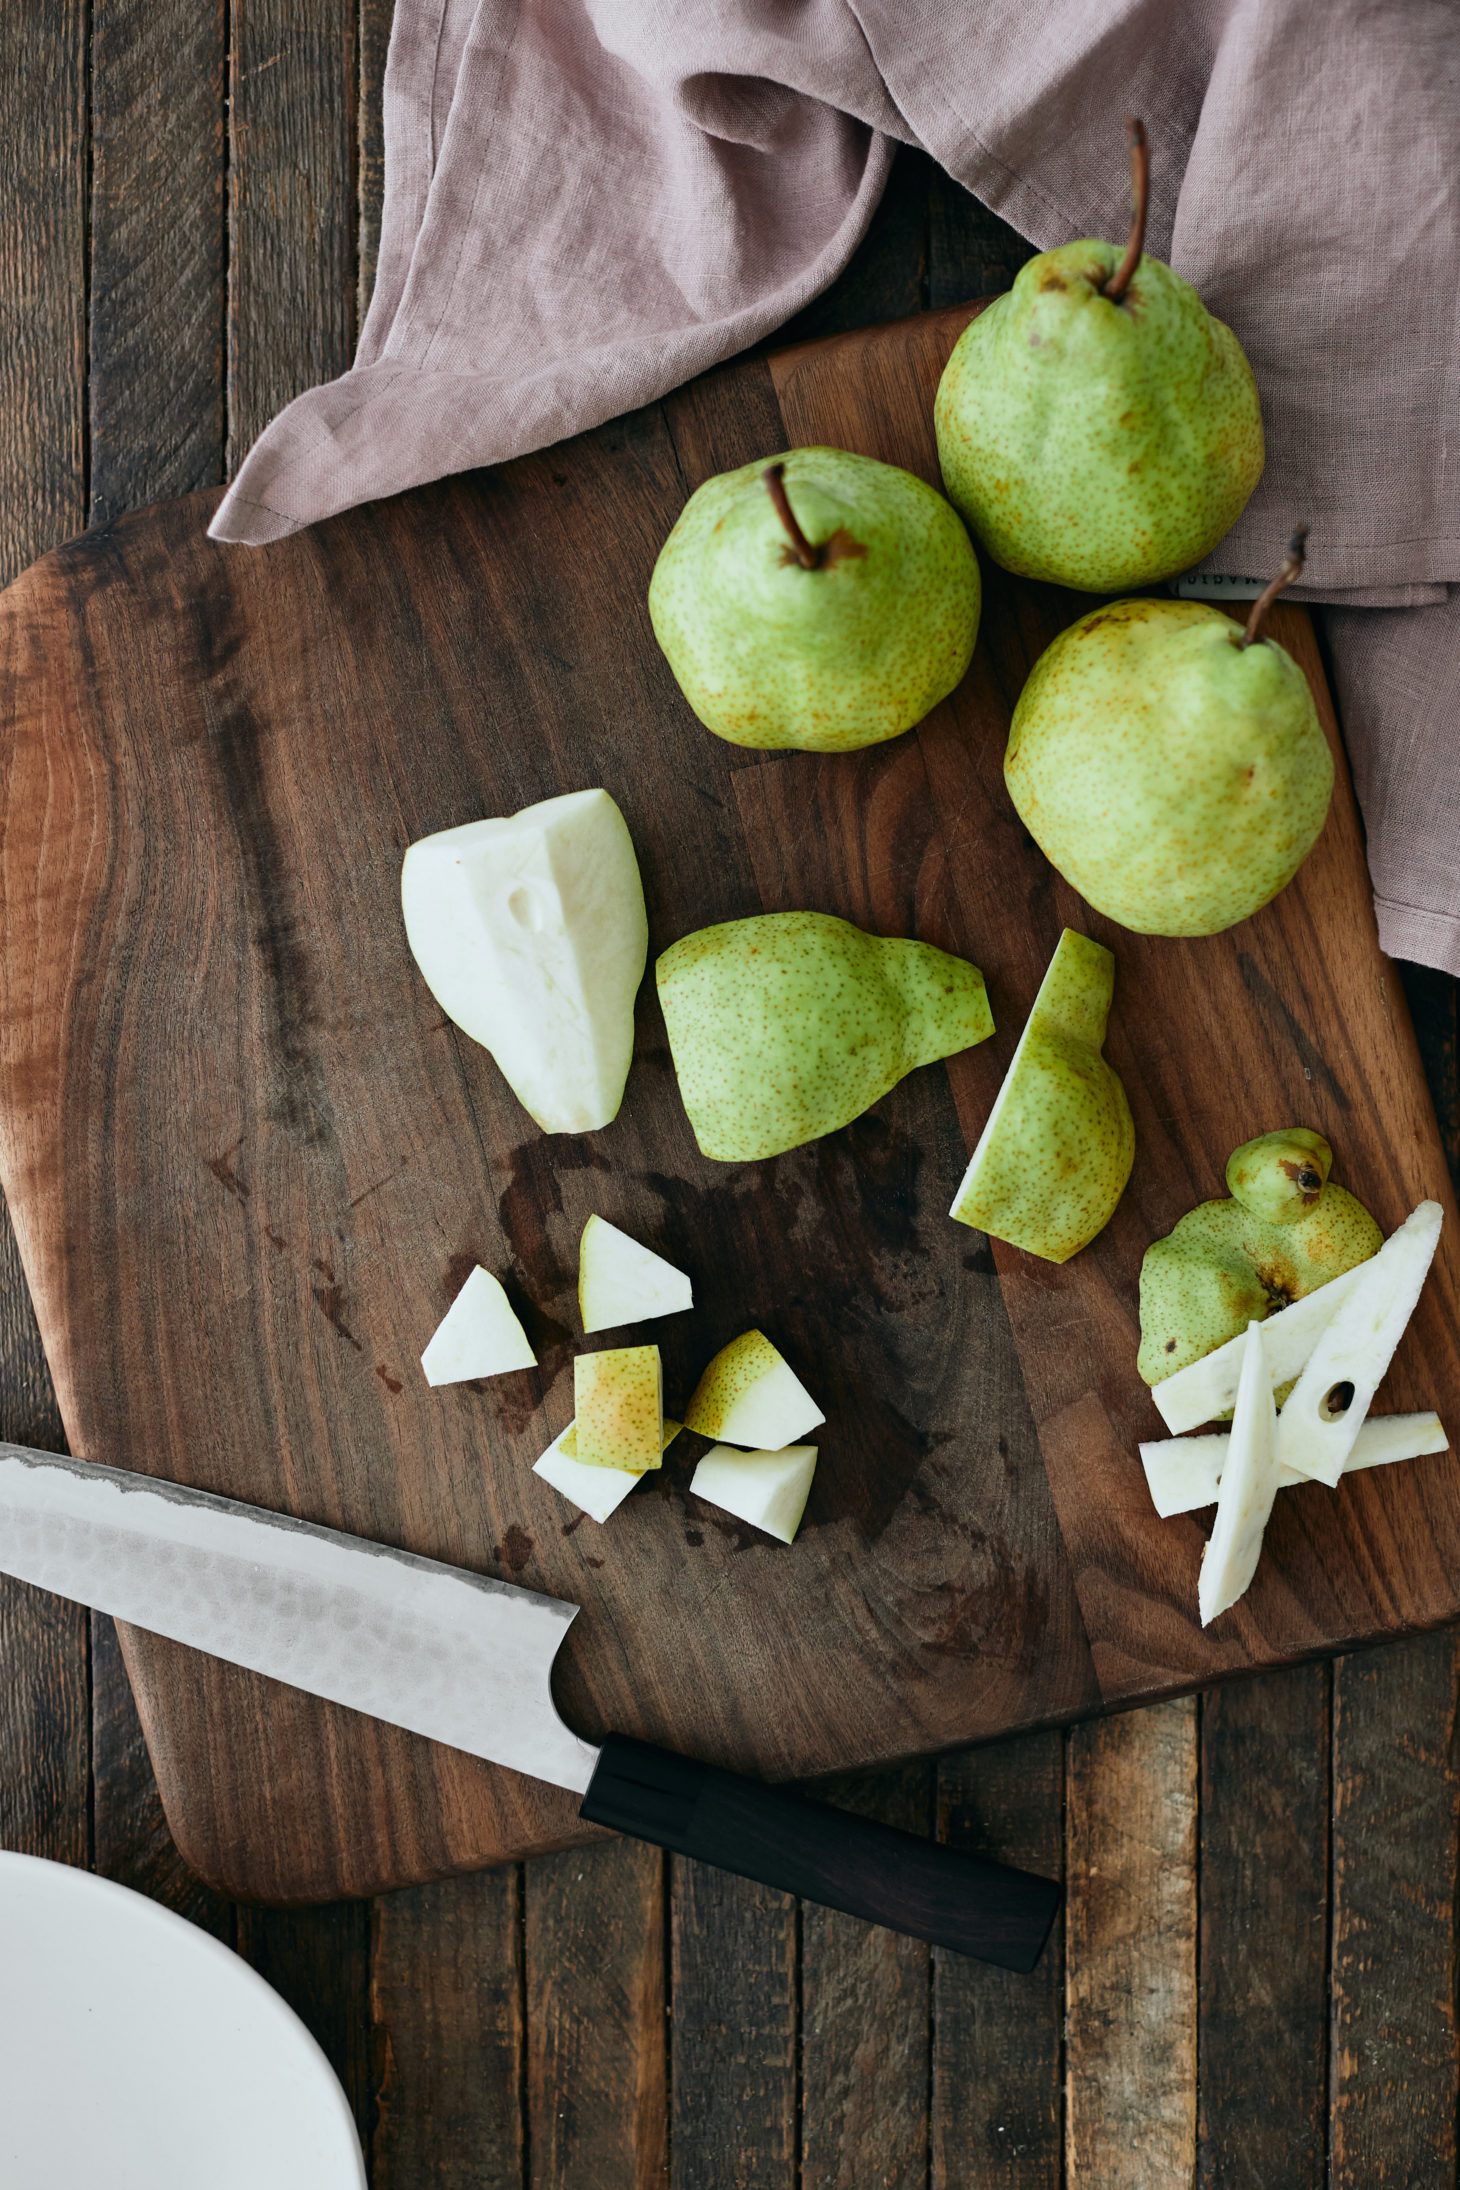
[579, 1733, 1059, 1971]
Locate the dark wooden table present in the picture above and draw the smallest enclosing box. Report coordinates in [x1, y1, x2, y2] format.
[3, 10, 1458, 2183]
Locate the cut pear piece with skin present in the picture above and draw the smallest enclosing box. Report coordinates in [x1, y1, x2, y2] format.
[684, 1330, 825, 1451]
[573, 1345, 664, 1472]
[949, 929, 1133, 1263]
[401, 788, 648, 1136]
[690, 1445, 819, 1544]
[1150, 1261, 1369, 1433]
[534, 1418, 682, 1524]
[1198, 1319, 1280, 1626]
[1141, 1412, 1448, 1519]
[420, 1266, 535, 1385]
[578, 1215, 693, 1334]
[658, 911, 992, 1163]
[1275, 1201, 1444, 1487]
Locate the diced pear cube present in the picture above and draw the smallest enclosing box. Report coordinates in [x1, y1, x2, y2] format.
[690, 1445, 818, 1544]
[421, 1266, 535, 1386]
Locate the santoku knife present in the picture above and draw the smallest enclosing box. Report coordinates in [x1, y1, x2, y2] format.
[0, 1441, 1059, 1969]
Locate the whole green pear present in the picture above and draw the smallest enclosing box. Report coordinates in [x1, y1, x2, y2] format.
[1225, 1127, 1332, 1224]
[949, 928, 1134, 1263]
[657, 911, 992, 1162]
[1004, 596, 1334, 936]
[933, 126, 1262, 589]
[647, 447, 980, 752]
[1138, 1143, 1380, 1387]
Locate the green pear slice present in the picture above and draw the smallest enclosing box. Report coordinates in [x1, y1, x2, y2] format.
[420, 1267, 535, 1385]
[573, 1344, 664, 1471]
[948, 928, 1133, 1263]
[1198, 1319, 1280, 1626]
[1149, 1263, 1371, 1433]
[690, 1445, 819, 1544]
[683, 1330, 824, 1450]
[578, 1216, 693, 1334]
[534, 1418, 682, 1523]
[1141, 1411, 1448, 1519]
[1275, 1201, 1444, 1487]
[401, 788, 647, 1135]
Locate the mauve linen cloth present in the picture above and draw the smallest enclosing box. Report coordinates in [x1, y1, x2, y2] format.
[210, 1, 1460, 974]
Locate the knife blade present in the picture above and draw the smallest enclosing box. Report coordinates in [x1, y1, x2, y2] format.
[0, 1441, 1060, 1969]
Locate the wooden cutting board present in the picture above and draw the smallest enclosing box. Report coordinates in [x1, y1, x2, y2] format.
[2, 301, 1458, 1904]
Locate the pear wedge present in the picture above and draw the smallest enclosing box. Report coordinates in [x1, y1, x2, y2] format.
[578, 1216, 693, 1334]
[1198, 1318, 1279, 1625]
[690, 1445, 819, 1545]
[949, 929, 1133, 1262]
[1275, 1201, 1444, 1486]
[684, 1330, 824, 1451]
[420, 1267, 535, 1385]
[534, 1418, 682, 1524]
[1141, 1412, 1448, 1519]
[573, 1345, 664, 1472]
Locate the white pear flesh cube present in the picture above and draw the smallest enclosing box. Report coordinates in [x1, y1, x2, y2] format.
[533, 1418, 682, 1524]
[1150, 1262, 1367, 1433]
[1140, 1411, 1448, 1519]
[683, 1330, 825, 1450]
[1199, 1318, 1279, 1626]
[690, 1445, 818, 1544]
[421, 1266, 536, 1385]
[573, 1345, 663, 1471]
[578, 1215, 693, 1333]
[400, 788, 648, 1135]
[1275, 1201, 1444, 1487]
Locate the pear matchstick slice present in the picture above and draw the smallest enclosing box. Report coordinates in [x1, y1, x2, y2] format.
[534, 1418, 682, 1524]
[1275, 1201, 1444, 1487]
[1198, 1318, 1279, 1626]
[578, 1216, 693, 1334]
[1140, 1412, 1448, 1519]
[690, 1446, 819, 1545]
[1149, 1263, 1369, 1434]
[420, 1267, 536, 1385]
[573, 1345, 664, 1472]
[683, 1330, 825, 1451]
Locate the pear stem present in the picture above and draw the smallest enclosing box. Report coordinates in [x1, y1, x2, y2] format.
[1237, 527, 1310, 648]
[1101, 118, 1149, 305]
[763, 463, 821, 570]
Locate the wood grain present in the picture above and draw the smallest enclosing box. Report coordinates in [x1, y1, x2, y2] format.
[670, 1859, 797, 2190]
[1065, 1702, 1197, 2186]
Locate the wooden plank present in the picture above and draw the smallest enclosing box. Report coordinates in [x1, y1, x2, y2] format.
[1065, 1700, 1197, 2185]
[670, 1858, 796, 2190]
[1330, 1632, 1460, 2187]
[1196, 1665, 1329, 2189]
[371, 1869, 525, 2189]
[932, 1732, 1064, 2190]
[228, 0, 358, 464]
[526, 1840, 667, 2190]
[927, 174, 1037, 310]
[800, 1763, 932, 2190]
[774, 143, 930, 352]
[356, 0, 392, 328]
[235, 1900, 377, 2145]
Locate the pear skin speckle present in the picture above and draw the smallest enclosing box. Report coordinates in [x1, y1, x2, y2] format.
[648, 446, 980, 752]
[1138, 1169, 1382, 1386]
[573, 1345, 664, 1471]
[934, 242, 1263, 590]
[685, 1331, 783, 1436]
[657, 911, 992, 1162]
[949, 929, 1133, 1262]
[1004, 598, 1334, 936]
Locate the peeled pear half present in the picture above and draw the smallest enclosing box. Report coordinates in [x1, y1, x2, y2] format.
[949, 929, 1133, 1262]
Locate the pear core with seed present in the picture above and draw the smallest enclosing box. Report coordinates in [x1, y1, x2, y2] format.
[1138, 1129, 1381, 1389]
[658, 911, 992, 1163]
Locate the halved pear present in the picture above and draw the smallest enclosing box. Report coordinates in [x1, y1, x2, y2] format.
[401, 788, 647, 1135]
[1140, 1411, 1448, 1519]
[1198, 1318, 1279, 1626]
[534, 1417, 682, 1524]
[1275, 1201, 1444, 1486]
[683, 1330, 824, 1450]
[949, 928, 1133, 1262]
[578, 1216, 693, 1334]
[573, 1344, 664, 1471]
[690, 1445, 819, 1544]
[421, 1266, 535, 1385]
[1150, 1262, 1367, 1433]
